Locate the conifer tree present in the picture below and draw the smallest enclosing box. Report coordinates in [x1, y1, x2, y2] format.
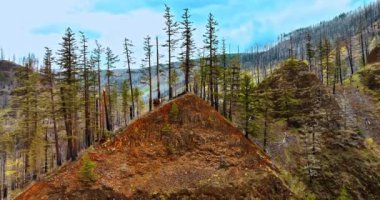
[324, 38, 331, 86]
[203, 13, 219, 110]
[79, 32, 92, 147]
[92, 41, 103, 141]
[317, 37, 325, 82]
[333, 40, 342, 94]
[124, 38, 135, 119]
[41, 47, 61, 166]
[121, 80, 130, 125]
[57, 27, 78, 161]
[277, 87, 300, 126]
[12, 55, 41, 181]
[156, 37, 161, 100]
[229, 54, 240, 120]
[344, 33, 354, 77]
[180, 8, 195, 92]
[143, 36, 153, 111]
[306, 33, 314, 71]
[105, 47, 119, 131]
[239, 73, 255, 138]
[220, 39, 229, 117]
[257, 89, 274, 153]
[163, 4, 179, 99]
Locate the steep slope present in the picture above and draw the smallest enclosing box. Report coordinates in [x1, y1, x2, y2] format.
[16, 94, 293, 199]
[254, 60, 380, 199]
[343, 62, 380, 146]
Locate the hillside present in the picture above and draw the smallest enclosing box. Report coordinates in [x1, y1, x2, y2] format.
[252, 59, 380, 199]
[0, 60, 19, 108]
[16, 94, 293, 199]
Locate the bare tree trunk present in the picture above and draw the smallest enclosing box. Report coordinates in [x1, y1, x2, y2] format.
[156, 37, 161, 100]
[263, 108, 268, 153]
[49, 88, 61, 166]
[44, 128, 48, 173]
[103, 90, 112, 132]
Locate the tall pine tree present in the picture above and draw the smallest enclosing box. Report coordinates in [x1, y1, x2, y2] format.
[163, 4, 179, 100]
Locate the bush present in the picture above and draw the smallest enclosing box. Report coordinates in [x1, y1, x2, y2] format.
[161, 123, 171, 133]
[365, 137, 375, 148]
[306, 193, 316, 200]
[337, 187, 351, 200]
[169, 103, 179, 122]
[79, 155, 96, 182]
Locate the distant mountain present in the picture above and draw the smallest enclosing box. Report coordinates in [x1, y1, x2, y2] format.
[106, 62, 185, 101]
[0, 61, 186, 108]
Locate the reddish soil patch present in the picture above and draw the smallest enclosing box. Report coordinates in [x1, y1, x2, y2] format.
[16, 94, 292, 199]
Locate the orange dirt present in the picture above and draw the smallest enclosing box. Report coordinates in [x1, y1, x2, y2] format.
[16, 93, 292, 199]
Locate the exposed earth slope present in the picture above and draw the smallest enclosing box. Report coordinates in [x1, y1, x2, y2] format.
[16, 94, 292, 200]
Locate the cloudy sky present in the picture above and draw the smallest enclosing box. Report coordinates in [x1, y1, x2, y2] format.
[0, 0, 375, 68]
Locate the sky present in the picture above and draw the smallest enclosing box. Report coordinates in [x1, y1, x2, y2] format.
[0, 0, 376, 68]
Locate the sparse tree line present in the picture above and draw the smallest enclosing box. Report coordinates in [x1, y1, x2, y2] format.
[240, 0, 380, 88]
[0, 4, 199, 199]
[1, 1, 380, 199]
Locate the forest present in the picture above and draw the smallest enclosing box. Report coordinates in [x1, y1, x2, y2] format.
[1, 0, 380, 199]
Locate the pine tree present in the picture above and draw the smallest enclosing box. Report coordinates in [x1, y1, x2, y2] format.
[142, 36, 153, 111]
[41, 47, 61, 166]
[306, 33, 314, 71]
[133, 88, 144, 117]
[257, 89, 274, 153]
[238, 73, 255, 138]
[121, 80, 130, 125]
[317, 37, 325, 83]
[156, 37, 161, 100]
[79, 32, 92, 148]
[229, 54, 240, 120]
[180, 8, 196, 92]
[163, 4, 179, 100]
[221, 39, 229, 117]
[123, 38, 135, 119]
[0, 110, 8, 199]
[324, 38, 331, 86]
[12, 55, 41, 182]
[57, 27, 79, 161]
[344, 33, 354, 77]
[105, 47, 119, 131]
[203, 13, 219, 110]
[92, 41, 103, 142]
[171, 69, 179, 96]
[278, 87, 300, 126]
[333, 39, 342, 94]
[199, 52, 207, 100]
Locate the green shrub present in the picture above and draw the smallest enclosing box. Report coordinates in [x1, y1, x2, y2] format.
[161, 123, 171, 133]
[79, 155, 96, 182]
[169, 103, 179, 122]
[337, 187, 351, 200]
[306, 193, 316, 200]
[365, 137, 375, 149]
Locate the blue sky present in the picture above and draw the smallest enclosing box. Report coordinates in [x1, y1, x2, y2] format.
[0, 0, 375, 68]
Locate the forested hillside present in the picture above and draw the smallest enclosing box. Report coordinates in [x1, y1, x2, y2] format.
[1, 1, 380, 199]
